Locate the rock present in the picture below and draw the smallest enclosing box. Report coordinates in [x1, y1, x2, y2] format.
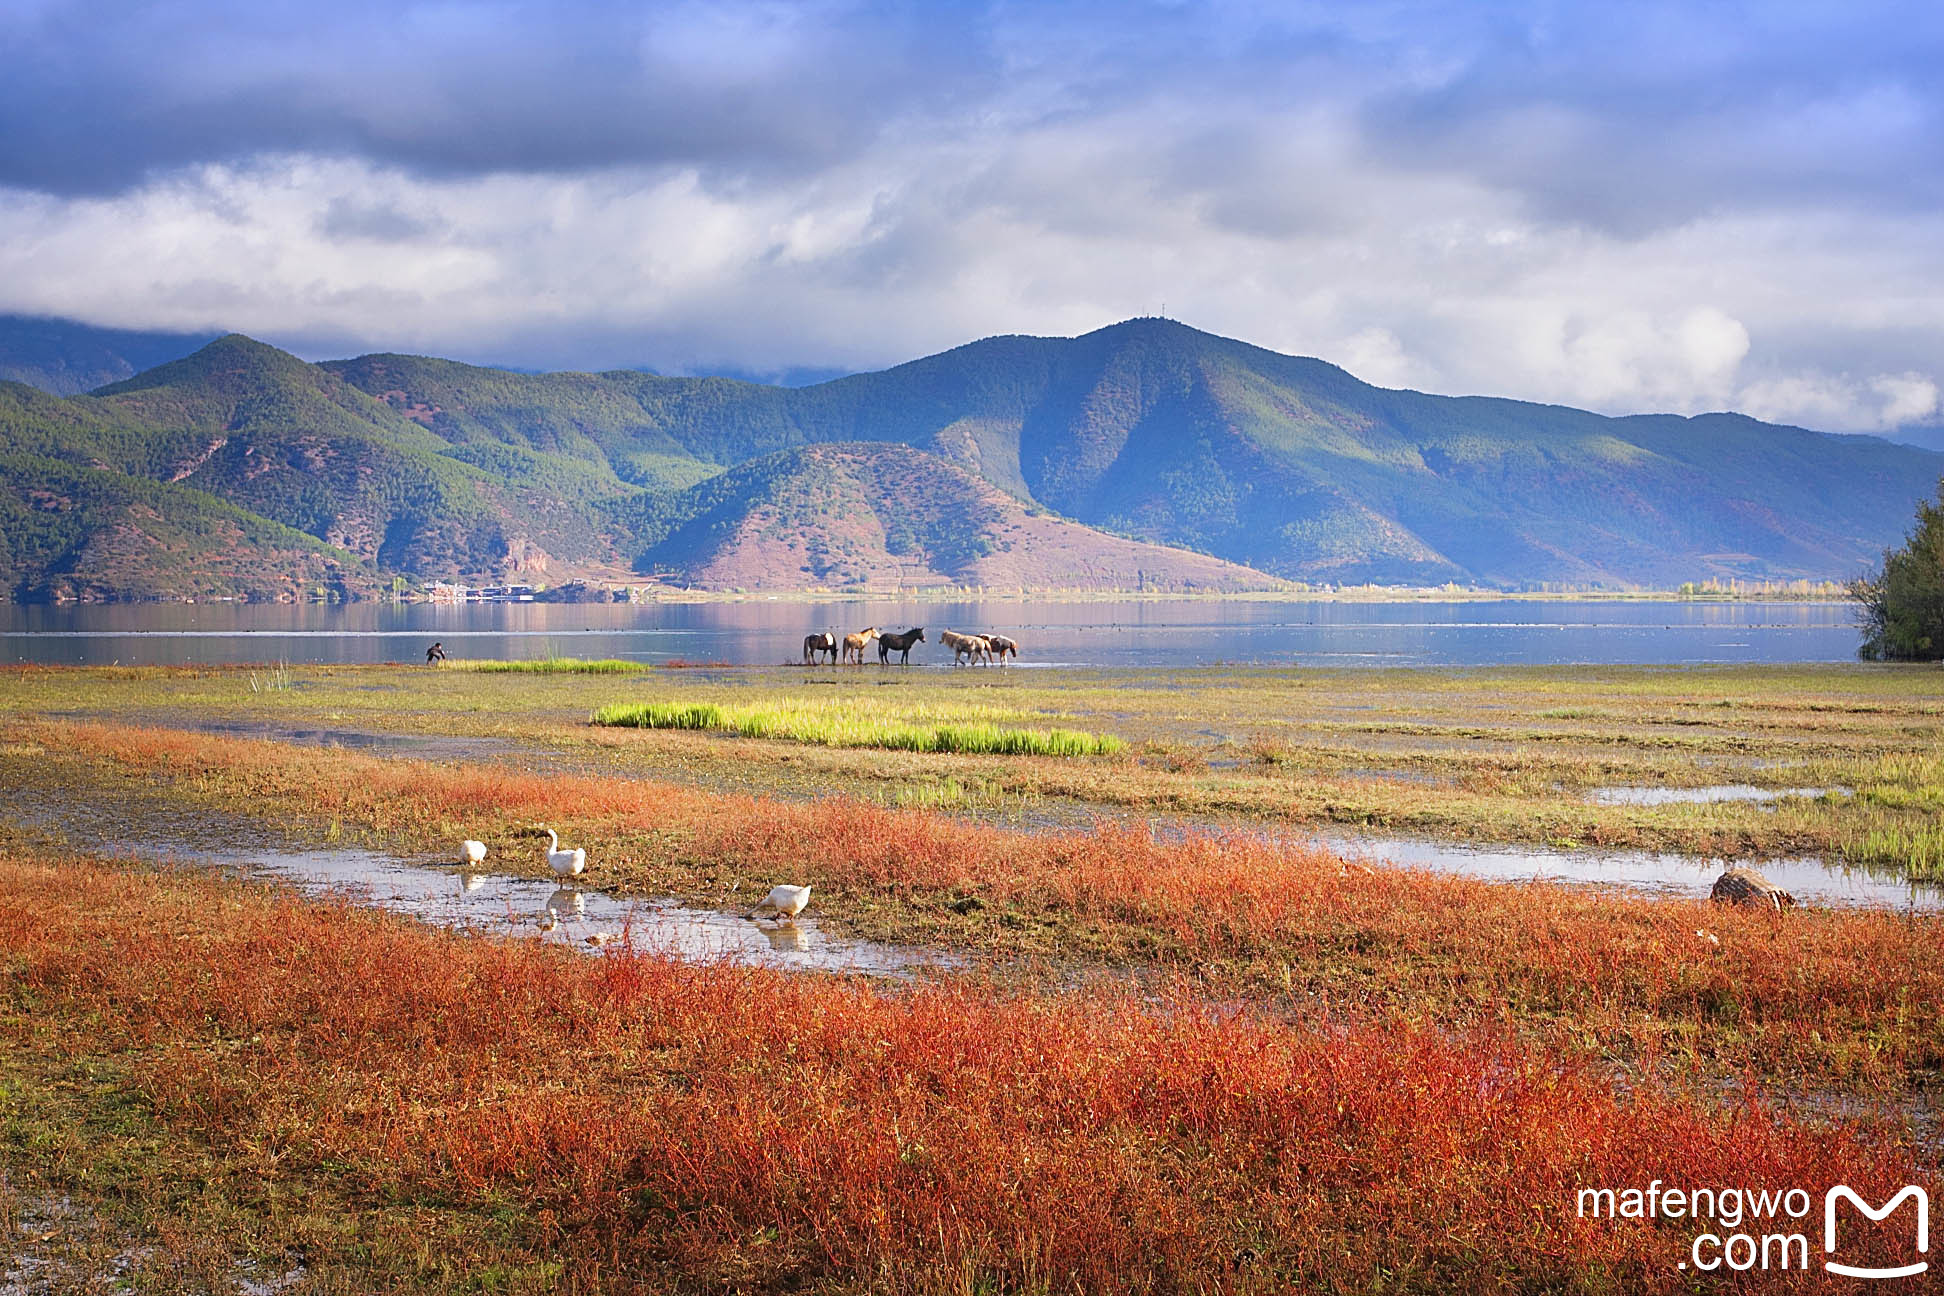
[1710, 865, 1796, 912]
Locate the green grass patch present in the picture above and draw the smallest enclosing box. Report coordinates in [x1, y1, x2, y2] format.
[603, 700, 728, 729]
[592, 699, 1125, 756]
[1844, 824, 1944, 880]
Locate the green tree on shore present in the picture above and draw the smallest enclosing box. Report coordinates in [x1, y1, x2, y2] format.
[1851, 478, 1944, 660]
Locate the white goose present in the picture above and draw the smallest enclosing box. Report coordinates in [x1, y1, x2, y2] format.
[542, 828, 586, 879]
[460, 839, 488, 865]
[750, 883, 813, 921]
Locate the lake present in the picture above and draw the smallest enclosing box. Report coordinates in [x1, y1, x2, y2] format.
[0, 598, 1865, 667]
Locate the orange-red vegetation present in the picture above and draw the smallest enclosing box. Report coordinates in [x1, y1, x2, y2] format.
[1, 851, 1927, 1293]
[27, 719, 1944, 1091]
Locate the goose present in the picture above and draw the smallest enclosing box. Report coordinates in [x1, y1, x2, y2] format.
[542, 828, 586, 879]
[750, 883, 813, 921]
[460, 839, 488, 865]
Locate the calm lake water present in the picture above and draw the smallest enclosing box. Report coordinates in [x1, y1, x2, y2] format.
[0, 599, 1864, 668]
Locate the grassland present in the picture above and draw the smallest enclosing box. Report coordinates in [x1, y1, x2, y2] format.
[1, 661, 1940, 1290]
[4, 659, 1940, 875]
[591, 697, 1126, 756]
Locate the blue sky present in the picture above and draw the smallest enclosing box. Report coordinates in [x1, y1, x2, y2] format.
[1, 0, 1940, 430]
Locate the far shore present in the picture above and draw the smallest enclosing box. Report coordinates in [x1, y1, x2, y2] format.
[11, 583, 1862, 609]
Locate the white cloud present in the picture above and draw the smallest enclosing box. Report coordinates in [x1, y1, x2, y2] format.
[1870, 373, 1941, 427]
[1739, 371, 1940, 432]
[0, 14, 1938, 439]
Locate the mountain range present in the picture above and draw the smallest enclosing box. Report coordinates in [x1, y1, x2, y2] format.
[0, 313, 1938, 600]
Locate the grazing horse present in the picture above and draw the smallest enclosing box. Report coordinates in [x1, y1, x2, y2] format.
[877, 627, 926, 665]
[985, 634, 1019, 664]
[841, 627, 880, 665]
[941, 630, 991, 666]
[802, 631, 838, 665]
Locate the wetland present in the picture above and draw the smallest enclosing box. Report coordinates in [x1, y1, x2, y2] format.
[1, 656, 1939, 1292]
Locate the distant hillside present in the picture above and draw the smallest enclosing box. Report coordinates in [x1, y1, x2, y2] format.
[0, 447, 381, 602]
[2, 317, 1940, 599]
[1881, 424, 1944, 454]
[77, 337, 640, 584]
[321, 353, 721, 491]
[328, 319, 1944, 587]
[0, 314, 220, 396]
[620, 442, 1282, 592]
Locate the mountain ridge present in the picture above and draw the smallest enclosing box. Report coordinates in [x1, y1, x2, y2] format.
[0, 317, 1938, 599]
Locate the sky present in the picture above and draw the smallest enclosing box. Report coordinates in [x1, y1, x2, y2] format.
[1, 0, 1940, 431]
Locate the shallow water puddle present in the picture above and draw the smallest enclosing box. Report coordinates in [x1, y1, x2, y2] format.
[1304, 829, 1940, 911]
[1586, 784, 1844, 807]
[105, 841, 955, 977]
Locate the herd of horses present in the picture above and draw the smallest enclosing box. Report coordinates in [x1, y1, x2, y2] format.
[801, 626, 1020, 667]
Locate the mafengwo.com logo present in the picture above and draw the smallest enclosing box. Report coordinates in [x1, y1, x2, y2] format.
[1576, 1181, 1928, 1278]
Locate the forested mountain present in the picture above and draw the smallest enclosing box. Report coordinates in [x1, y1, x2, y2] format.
[327, 318, 1944, 587]
[614, 442, 1275, 593]
[0, 317, 1938, 599]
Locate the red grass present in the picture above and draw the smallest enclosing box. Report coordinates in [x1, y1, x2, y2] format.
[1, 852, 1929, 1292]
[27, 720, 1944, 1087]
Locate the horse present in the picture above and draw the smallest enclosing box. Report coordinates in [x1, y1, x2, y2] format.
[802, 631, 838, 665]
[877, 627, 925, 665]
[938, 629, 975, 665]
[985, 634, 1019, 664]
[941, 630, 991, 666]
[841, 627, 880, 665]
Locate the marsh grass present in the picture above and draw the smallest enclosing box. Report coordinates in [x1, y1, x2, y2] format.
[2, 850, 1930, 1294]
[246, 661, 291, 692]
[888, 776, 1037, 812]
[593, 697, 1127, 756]
[1845, 824, 1944, 879]
[17, 720, 1944, 1093]
[449, 656, 647, 674]
[4, 660, 1941, 872]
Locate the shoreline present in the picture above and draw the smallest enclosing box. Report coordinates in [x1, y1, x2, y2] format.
[4, 586, 1863, 608]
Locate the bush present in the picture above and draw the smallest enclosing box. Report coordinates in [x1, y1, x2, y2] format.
[1851, 478, 1944, 660]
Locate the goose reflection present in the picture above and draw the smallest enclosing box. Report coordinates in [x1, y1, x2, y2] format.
[760, 922, 809, 953]
[458, 872, 488, 894]
[546, 887, 586, 917]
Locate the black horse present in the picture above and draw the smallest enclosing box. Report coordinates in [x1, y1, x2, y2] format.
[877, 627, 926, 665]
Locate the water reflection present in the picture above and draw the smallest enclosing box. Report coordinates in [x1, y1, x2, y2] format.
[1586, 784, 1845, 807]
[104, 842, 954, 976]
[760, 922, 809, 953]
[0, 599, 1866, 668]
[1304, 829, 1940, 912]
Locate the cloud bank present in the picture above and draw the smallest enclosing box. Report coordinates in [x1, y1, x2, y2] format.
[1, 0, 1940, 431]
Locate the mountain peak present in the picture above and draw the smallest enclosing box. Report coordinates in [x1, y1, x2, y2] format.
[91, 332, 314, 397]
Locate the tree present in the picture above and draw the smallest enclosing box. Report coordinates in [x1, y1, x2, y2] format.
[1851, 478, 1944, 660]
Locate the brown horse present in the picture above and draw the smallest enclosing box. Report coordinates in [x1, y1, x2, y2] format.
[985, 634, 1019, 663]
[802, 631, 838, 665]
[877, 627, 925, 665]
[841, 627, 880, 665]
